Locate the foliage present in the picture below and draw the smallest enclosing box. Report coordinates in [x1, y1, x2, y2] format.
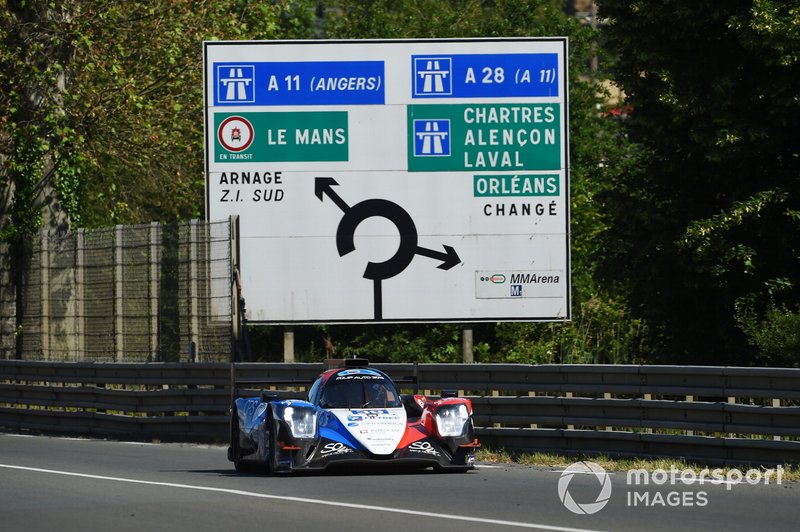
[261, 0, 646, 365]
[3, 0, 644, 365]
[598, 0, 800, 365]
[1, 0, 319, 234]
[737, 304, 800, 368]
[489, 296, 645, 365]
[1, 1, 76, 237]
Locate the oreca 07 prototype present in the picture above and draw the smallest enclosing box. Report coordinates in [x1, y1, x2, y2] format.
[228, 359, 478, 473]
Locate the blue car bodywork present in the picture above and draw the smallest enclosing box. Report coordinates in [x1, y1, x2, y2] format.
[228, 362, 478, 473]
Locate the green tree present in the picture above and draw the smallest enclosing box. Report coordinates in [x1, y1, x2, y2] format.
[1, 1, 318, 233]
[598, 0, 800, 365]
[1, 0, 317, 357]
[2, 1, 644, 365]
[295, 0, 645, 364]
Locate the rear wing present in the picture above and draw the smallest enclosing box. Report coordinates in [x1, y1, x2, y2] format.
[231, 375, 313, 403]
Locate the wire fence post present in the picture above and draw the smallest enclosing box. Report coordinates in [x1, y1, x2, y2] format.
[114, 225, 125, 362]
[40, 232, 50, 360]
[76, 228, 86, 361]
[149, 222, 160, 361]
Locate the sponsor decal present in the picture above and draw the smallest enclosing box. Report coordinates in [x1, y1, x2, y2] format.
[408, 441, 441, 457]
[350, 409, 393, 417]
[331, 407, 407, 455]
[335, 369, 384, 380]
[320, 442, 353, 456]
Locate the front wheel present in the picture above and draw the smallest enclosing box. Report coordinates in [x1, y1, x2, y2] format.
[267, 409, 283, 474]
[435, 447, 473, 473]
[230, 407, 247, 472]
[231, 407, 265, 473]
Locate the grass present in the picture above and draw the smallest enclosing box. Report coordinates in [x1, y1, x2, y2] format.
[475, 448, 800, 481]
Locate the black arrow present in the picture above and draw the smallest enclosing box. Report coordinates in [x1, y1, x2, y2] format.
[415, 244, 461, 270]
[314, 177, 349, 213]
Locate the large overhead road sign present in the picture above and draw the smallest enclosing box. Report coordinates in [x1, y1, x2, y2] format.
[204, 39, 570, 324]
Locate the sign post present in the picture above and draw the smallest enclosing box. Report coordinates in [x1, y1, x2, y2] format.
[204, 39, 570, 324]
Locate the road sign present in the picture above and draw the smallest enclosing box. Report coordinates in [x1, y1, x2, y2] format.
[204, 39, 570, 323]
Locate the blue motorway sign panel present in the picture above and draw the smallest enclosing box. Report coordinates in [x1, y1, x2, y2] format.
[214, 61, 385, 106]
[411, 53, 559, 98]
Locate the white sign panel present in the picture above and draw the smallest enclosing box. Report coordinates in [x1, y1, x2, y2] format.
[204, 39, 570, 323]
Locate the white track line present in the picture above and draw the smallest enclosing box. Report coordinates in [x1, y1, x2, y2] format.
[0, 463, 605, 532]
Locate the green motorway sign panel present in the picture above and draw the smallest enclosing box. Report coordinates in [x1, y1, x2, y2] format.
[407, 104, 560, 172]
[214, 111, 348, 163]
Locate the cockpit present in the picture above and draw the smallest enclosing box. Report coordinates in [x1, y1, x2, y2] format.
[313, 371, 402, 409]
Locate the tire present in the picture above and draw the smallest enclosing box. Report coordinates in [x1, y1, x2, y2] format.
[435, 447, 473, 473]
[230, 407, 247, 472]
[267, 409, 282, 474]
[232, 406, 269, 474]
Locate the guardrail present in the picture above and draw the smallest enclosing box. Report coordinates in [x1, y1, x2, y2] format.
[1, 360, 799, 465]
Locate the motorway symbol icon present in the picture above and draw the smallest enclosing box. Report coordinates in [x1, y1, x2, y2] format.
[217, 65, 255, 103]
[414, 57, 452, 96]
[413, 120, 450, 156]
[315, 177, 461, 319]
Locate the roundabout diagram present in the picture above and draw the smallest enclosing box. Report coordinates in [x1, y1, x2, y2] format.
[315, 177, 460, 319]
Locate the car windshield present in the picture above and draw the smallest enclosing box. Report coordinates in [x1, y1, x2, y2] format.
[318, 378, 401, 409]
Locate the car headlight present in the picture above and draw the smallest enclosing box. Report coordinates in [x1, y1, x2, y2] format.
[434, 404, 469, 438]
[283, 406, 317, 439]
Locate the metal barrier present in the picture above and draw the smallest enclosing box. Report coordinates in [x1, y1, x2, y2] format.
[1, 360, 799, 465]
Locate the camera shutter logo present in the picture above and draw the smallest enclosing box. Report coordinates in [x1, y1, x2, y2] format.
[558, 461, 612, 515]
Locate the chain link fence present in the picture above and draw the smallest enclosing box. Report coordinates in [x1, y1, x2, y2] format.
[0, 220, 233, 362]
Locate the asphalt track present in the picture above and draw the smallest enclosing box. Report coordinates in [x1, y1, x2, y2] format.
[0, 433, 797, 531]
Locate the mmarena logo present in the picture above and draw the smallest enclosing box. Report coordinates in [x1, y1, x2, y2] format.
[557, 461, 613, 515]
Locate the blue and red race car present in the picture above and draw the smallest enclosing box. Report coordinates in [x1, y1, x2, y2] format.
[228, 359, 478, 473]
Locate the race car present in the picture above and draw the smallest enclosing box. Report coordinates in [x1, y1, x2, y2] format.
[228, 359, 479, 473]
